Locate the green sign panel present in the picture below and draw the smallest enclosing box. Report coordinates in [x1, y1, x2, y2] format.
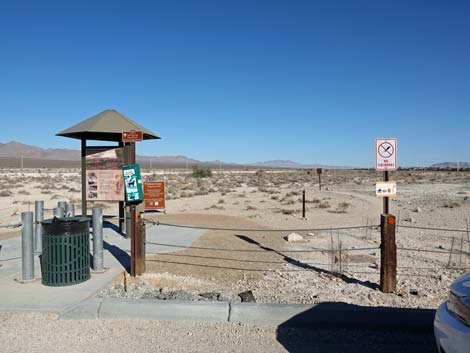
[122, 164, 144, 205]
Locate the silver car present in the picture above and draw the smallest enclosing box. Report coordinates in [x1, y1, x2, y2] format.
[434, 272, 470, 353]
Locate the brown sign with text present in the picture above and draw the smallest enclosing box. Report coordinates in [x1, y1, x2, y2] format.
[122, 130, 143, 142]
[144, 181, 165, 210]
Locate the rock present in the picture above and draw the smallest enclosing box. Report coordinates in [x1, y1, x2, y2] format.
[410, 289, 419, 296]
[239, 290, 256, 303]
[307, 232, 315, 237]
[284, 233, 304, 243]
[412, 207, 421, 213]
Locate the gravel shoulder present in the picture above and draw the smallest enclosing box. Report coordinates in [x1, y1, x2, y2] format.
[0, 311, 437, 353]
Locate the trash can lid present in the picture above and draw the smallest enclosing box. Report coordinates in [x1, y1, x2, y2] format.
[41, 216, 89, 225]
[41, 217, 90, 236]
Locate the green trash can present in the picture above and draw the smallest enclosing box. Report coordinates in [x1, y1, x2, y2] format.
[41, 217, 90, 286]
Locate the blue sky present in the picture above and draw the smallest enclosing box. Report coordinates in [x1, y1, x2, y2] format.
[1, 1, 469, 167]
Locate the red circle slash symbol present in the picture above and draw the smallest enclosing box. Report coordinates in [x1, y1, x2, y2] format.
[378, 142, 394, 158]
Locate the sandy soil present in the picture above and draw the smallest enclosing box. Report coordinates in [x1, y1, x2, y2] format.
[1, 168, 469, 308]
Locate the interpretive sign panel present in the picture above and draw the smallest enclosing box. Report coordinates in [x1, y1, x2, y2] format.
[86, 147, 125, 201]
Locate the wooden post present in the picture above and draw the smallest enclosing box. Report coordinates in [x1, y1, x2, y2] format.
[317, 168, 322, 190]
[130, 204, 136, 276]
[128, 142, 137, 277]
[135, 211, 146, 275]
[380, 214, 397, 293]
[118, 141, 125, 232]
[81, 137, 87, 217]
[302, 190, 306, 219]
[383, 171, 389, 214]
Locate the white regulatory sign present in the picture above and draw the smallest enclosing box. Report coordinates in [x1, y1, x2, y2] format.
[376, 181, 397, 198]
[375, 138, 397, 171]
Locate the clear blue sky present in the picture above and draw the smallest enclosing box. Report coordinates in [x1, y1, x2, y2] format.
[1, 0, 469, 167]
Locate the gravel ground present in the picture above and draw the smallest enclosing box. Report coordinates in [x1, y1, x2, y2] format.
[0, 311, 437, 353]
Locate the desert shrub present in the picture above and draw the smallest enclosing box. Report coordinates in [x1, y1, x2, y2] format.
[218, 199, 224, 204]
[255, 170, 264, 178]
[206, 204, 225, 210]
[443, 201, 461, 208]
[318, 201, 330, 209]
[337, 202, 351, 213]
[282, 198, 295, 205]
[0, 190, 13, 197]
[246, 205, 257, 210]
[281, 209, 295, 215]
[194, 189, 209, 196]
[180, 191, 194, 198]
[192, 166, 212, 178]
[271, 195, 279, 200]
[18, 189, 30, 195]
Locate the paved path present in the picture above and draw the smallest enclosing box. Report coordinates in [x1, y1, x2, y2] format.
[0, 223, 207, 313]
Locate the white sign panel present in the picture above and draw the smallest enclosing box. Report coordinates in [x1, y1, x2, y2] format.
[376, 181, 397, 198]
[375, 138, 397, 171]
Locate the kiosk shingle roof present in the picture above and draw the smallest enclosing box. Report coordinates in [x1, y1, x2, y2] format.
[56, 109, 160, 141]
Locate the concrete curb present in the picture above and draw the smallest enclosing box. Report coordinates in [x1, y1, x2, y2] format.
[60, 298, 436, 330]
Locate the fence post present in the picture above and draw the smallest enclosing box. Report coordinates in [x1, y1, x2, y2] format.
[135, 211, 146, 276]
[302, 190, 306, 219]
[34, 200, 44, 253]
[21, 212, 34, 281]
[58, 201, 67, 212]
[92, 207, 104, 271]
[380, 214, 397, 293]
[53, 207, 64, 218]
[65, 203, 75, 217]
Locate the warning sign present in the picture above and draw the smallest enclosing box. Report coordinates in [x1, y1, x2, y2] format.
[143, 181, 166, 211]
[376, 181, 397, 198]
[375, 138, 397, 171]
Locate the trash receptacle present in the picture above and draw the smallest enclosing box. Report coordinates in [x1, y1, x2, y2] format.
[41, 217, 90, 286]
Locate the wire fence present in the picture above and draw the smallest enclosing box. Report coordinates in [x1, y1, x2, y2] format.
[140, 219, 470, 276]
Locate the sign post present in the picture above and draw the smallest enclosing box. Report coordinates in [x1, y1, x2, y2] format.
[375, 138, 397, 293]
[317, 168, 322, 190]
[375, 138, 397, 214]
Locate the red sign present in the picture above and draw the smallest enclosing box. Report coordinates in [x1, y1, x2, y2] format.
[143, 181, 166, 210]
[122, 130, 143, 142]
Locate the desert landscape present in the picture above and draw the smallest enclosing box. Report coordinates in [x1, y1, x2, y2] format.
[1, 167, 469, 309]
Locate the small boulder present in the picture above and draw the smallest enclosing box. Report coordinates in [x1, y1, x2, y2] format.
[284, 233, 304, 243]
[238, 290, 256, 303]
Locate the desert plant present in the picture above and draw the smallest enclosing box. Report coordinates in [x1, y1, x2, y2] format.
[192, 166, 212, 178]
[337, 202, 351, 213]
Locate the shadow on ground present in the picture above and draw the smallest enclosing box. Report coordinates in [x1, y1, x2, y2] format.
[276, 302, 437, 353]
[235, 234, 379, 290]
[103, 240, 130, 273]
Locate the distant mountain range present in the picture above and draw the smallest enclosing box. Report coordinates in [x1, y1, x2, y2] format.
[251, 160, 347, 169]
[0, 141, 468, 169]
[430, 162, 470, 169]
[0, 141, 338, 169]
